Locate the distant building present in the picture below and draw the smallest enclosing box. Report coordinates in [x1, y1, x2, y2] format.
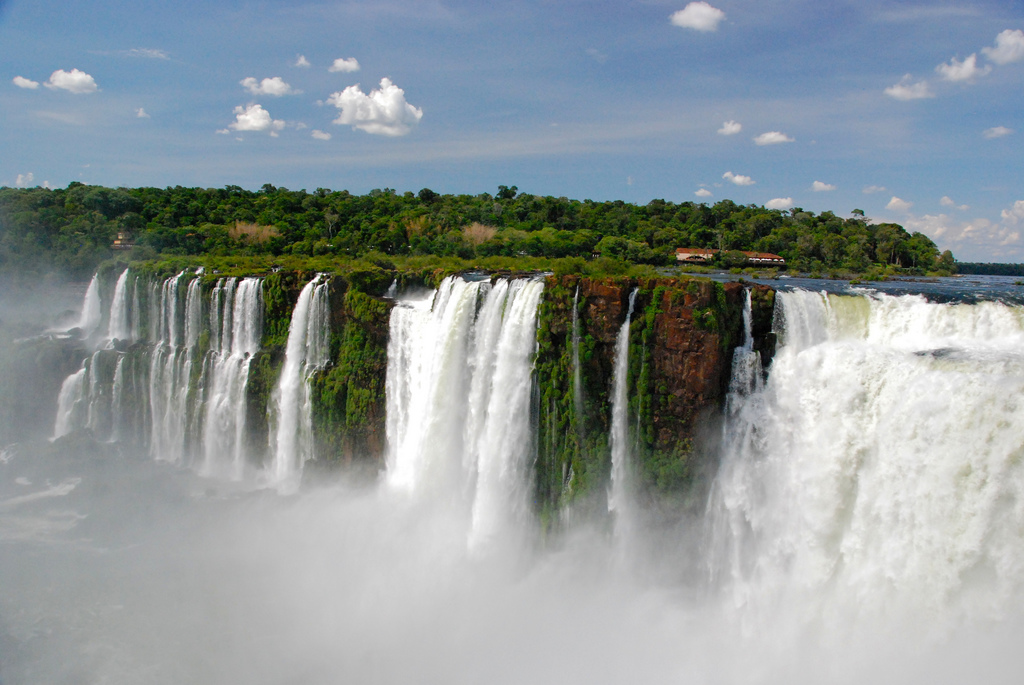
[112, 231, 134, 250]
[675, 247, 785, 266]
[675, 248, 718, 263]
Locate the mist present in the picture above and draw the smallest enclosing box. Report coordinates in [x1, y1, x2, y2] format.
[3, 283, 1024, 684]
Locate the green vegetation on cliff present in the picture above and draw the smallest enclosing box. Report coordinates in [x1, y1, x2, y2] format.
[1, 183, 953, 282]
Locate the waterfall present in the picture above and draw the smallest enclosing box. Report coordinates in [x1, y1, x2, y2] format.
[110, 355, 126, 441]
[728, 288, 763, 403]
[385, 275, 545, 546]
[467, 279, 545, 549]
[607, 288, 638, 516]
[201, 277, 264, 479]
[148, 272, 195, 464]
[268, 275, 330, 488]
[130, 275, 143, 342]
[571, 285, 584, 446]
[75, 273, 103, 338]
[53, 367, 86, 439]
[709, 290, 1024, 631]
[386, 277, 485, 494]
[107, 268, 132, 342]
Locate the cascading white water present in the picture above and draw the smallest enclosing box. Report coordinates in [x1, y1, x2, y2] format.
[386, 277, 485, 494]
[109, 355, 126, 441]
[385, 275, 545, 547]
[467, 279, 545, 549]
[607, 288, 638, 517]
[709, 290, 1024, 636]
[268, 275, 330, 488]
[75, 273, 103, 338]
[52, 367, 86, 439]
[107, 268, 132, 342]
[148, 272, 194, 464]
[571, 284, 584, 440]
[728, 288, 763, 404]
[202, 277, 264, 479]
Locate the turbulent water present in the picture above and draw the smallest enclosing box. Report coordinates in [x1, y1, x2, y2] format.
[386, 275, 545, 550]
[4, 279, 1024, 684]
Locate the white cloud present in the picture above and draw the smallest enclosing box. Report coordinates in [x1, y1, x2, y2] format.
[765, 197, 793, 210]
[982, 29, 1024, 65]
[223, 103, 285, 136]
[12, 76, 39, 89]
[886, 196, 913, 212]
[935, 53, 991, 82]
[863, 185, 887, 194]
[812, 181, 836, 192]
[295, 54, 311, 68]
[327, 77, 423, 136]
[753, 131, 795, 145]
[695, 188, 713, 198]
[717, 120, 741, 135]
[983, 126, 1013, 139]
[135, 107, 150, 118]
[670, 2, 726, 32]
[44, 68, 98, 94]
[126, 48, 169, 60]
[240, 76, 296, 96]
[884, 74, 933, 100]
[585, 48, 608, 64]
[940, 196, 969, 210]
[15, 172, 34, 188]
[329, 57, 360, 73]
[1001, 201, 1024, 225]
[311, 129, 332, 141]
[902, 202, 1024, 260]
[722, 171, 755, 186]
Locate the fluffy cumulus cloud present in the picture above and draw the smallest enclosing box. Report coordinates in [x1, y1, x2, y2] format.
[15, 172, 34, 188]
[695, 188, 713, 198]
[984, 126, 1013, 139]
[754, 131, 794, 145]
[886, 196, 913, 212]
[327, 78, 423, 136]
[982, 29, 1024, 65]
[940, 196, 969, 210]
[1001, 201, 1024, 225]
[44, 68, 98, 94]
[765, 197, 793, 210]
[329, 57, 360, 73]
[884, 75, 933, 100]
[311, 129, 332, 140]
[294, 54, 311, 68]
[722, 171, 755, 186]
[935, 53, 991, 82]
[219, 104, 285, 136]
[812, 181, 836, 192]
[135, 107, 150, 118]
[670, 2, 725, 32]
[240, 77, 296, 96]
[12, 76, 39, 89]
[717, 120, 741, 135]
[902, 201, 1024, 260]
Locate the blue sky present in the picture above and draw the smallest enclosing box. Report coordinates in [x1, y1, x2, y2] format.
[1, 0, 1022, 261]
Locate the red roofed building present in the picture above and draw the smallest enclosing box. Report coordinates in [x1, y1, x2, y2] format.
[676, 248, 785, 266]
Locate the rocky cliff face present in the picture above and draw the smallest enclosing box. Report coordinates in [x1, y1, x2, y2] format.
[533, 275, 774, 515]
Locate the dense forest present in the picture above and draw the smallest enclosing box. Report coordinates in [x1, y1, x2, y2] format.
[955, 263, 1024, 277]
[0, 182, 955, 281]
